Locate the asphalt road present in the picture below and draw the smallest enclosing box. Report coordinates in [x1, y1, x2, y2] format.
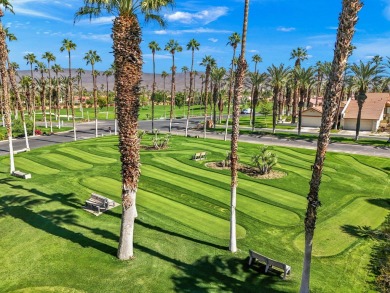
[0, 118, 389, 158]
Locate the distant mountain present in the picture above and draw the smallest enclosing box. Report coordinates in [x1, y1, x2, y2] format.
[17, 70, 205, 92]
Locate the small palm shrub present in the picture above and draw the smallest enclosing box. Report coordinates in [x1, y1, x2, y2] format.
[251, 146, 278, 175]
[220, 151, 232, 168]
[152, 130, 171, 150]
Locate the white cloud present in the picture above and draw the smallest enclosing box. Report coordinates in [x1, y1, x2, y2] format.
[208, 38, 218, 43]
[305, 46, 312, 50]
[277, 26, 295, 32]
[164, 7, 228, 25]
[77, 16, 115, 25]
[81, 33, 111, 42]
[154, 27, 232, 35]
[248, 49, 259, 53]
[13, 6, 63, 21]
[143, 54, 171, 60]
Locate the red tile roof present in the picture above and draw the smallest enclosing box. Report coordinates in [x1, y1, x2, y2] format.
[343, 93, 389, 120]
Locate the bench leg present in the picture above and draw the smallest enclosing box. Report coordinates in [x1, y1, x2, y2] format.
[248, 256, 253, 266]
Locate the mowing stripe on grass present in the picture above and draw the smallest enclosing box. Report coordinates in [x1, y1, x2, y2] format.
[335, 155, 388, 179]
[80, 176, 246, 239]
[38, 153, 92, 170]
[142, 164, 301, 226]
[281, 164, 331, 182]
[1, 158, 59, 175]
[94, 146, 119, 155]
[57, 148, 117, 164]
[9, 286, 87, 293]
[294, 197, 389, 256]
[152, 157, 306, 210]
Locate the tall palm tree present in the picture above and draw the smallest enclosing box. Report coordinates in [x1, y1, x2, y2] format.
[200, 55, 216, 138]
[181, 66, 189, 90]
[52, 64, 63, 128]
[211, 66, 226, 128]
[185, 38, 200, 136]
[164, 39, 182, 132]
[60, 38, 77, 139]
[42, 51, 56, 133]
[267, 64, 291, 134]
[76, 0, 174, 260]
[295, 67, 316, 135]
[290, 47, 308, 123]
[36, 61, 48, 129]
[161, 70, 169, 118]
[84, 50, 102, 137]
[83, 50, 102, 137]
[300, 1, 363, 292]
[248, 71, 267, 131]
[24, 52, 38, 135]
[349, 60, 383, 140]
[224, 32, 241, 141]
[229, 0, 249, 253]
[76, 68, 85, 118]
[103, 68, 113, 119]
[249, 54, 262, 125]
[148, 41, 160, 133]
[0, 2, 15, 173]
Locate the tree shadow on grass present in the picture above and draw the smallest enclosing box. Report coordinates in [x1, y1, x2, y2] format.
[134, 243, 287, 292]
[0, 195, 117, 256]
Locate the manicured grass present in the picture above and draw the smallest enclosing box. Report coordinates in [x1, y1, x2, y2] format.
[0, 134, 389, 292]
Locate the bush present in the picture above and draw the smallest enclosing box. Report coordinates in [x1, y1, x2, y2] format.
[12, 118, 33, 137]
[0, 131, 5, 141]
[152, 131, 171, 150]
[220, 151, 232, 168]
[251, 146, 278, 175]
[35, 129, 42, 136]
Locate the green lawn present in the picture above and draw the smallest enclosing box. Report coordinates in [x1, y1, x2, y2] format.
[0, 135, 389, 292]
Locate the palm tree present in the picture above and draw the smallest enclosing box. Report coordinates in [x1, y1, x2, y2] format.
[76, 68, 85, 118]
[185, 38, 200, 136]
[229, 0, 249, 253]
[161, 70, 169, 118]
[148, 41, 161, 133]
[42, 51, 56, 133]
[294, 67, 316, 135]
[349, 61, 383, 140]
[60, 38, 77, 140]
[52, 64, 63, 128]
[299, 1, 363, 292]
[224, 32, 241, 141]
[248, 72, 267, 131]
[267, 64, 291, 134]
[290, 47, 308, 123]
[24, 52, 38, 135]
[182, 66, 189, 90]
[0, 2, 15, 173]
[76, 0, 174, 261]
[164, 39, 182, 132]
[36, 61, 48, 129]
[200, 55, 216, 138]
[211, 66, 226, 128]
[250, 54, 262, 125]
[83, 50, 102, 138]
[103, 68, 113, 119]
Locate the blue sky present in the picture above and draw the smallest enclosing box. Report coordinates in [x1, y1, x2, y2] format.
[2, 0, 390, 73]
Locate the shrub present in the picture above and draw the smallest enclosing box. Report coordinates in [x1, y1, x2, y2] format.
[12, 118, 33, 137]
[35, 129, 42, 135]
[251, 146, 278, 175]
[0, 131, 5, 141]
[152, 131, 171, 150]
[220, 151, 232, 168]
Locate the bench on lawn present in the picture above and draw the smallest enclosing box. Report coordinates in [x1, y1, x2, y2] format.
[192, 152, 206, 161]
[11, 170, 31, 179]
[249, 250, 291, 280]
[84, 193, 116, 214]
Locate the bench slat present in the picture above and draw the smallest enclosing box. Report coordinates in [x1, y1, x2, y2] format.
[248, 250, 291, 280]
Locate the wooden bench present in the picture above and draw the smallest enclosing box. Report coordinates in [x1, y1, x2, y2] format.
[192, 152, 206, 161]
[249, 250, 291, 280]
[11, 170, 31, 179]
[85, 193, 115, 214]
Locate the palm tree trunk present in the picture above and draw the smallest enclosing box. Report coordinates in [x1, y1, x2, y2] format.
[8, 66, 29, 149]
[0, 27, 15, 173]
[169, 56, 176, 133]
[251, 86, 258, 132]
[292, 87, 298, 123]
[230, 0, 249, 253]
[272, 87, 278, 134]
[203, 68, 210, 138]
[114, 15, 142, 260]
[299, 1, 362, 291]
[48, 69, 53, 133]
[355, 104, 362, 140]
[151, 52, 156, 134]
[93, 67, 98, 138]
